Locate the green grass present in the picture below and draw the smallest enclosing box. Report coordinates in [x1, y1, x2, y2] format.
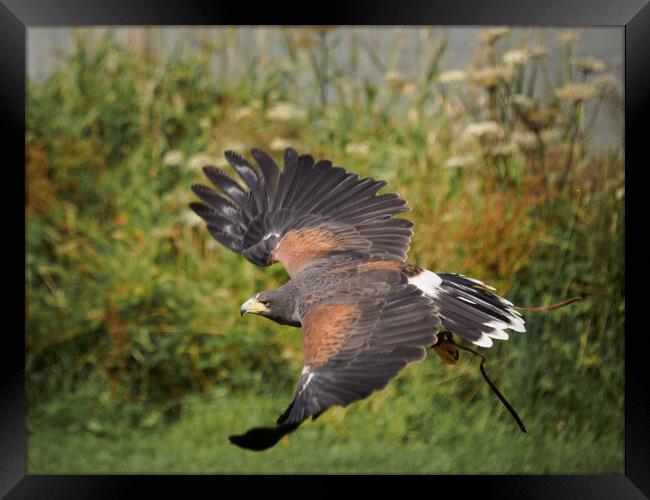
[28, 383, 622, 474]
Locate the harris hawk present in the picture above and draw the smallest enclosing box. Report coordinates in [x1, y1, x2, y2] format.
[189, 148, 527, 451]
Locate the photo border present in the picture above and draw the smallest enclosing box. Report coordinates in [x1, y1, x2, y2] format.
[6, 0, 648, 497]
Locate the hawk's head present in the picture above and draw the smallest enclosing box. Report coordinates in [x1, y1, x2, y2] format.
[240, 288, 300, 327]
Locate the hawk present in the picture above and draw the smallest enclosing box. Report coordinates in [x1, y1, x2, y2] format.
[189, 148, 526, 451]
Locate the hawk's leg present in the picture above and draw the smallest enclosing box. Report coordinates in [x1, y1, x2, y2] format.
[431, 331, 460, 365]
[430, 331, 527, 433]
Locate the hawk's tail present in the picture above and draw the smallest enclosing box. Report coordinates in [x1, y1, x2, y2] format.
[404, 268, 525, 348]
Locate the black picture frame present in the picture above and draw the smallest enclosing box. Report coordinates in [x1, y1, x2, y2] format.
[6, 1, 648, 497]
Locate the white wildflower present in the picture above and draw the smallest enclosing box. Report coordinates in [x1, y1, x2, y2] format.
[572, 57, 606, 74]
[188, 153, 219, 171]
[512, 94, 534, 110]
[181, 209, 203, 227]
[463, 121, 505, 141]
[269, 138, 300, 152]
[162, 150, 184, 167]
[470, 66, 514, 88]
[438, 70, 466, 84]
[344, 142, 371, 157]
[513, 130, 539, 152]
[266, 102, 306, 122]
[445, 156, 475, 169]
[556, 83, 597, 103]
[232, 106, 254, 122]
[593, 73, 618, 91]
[503, 49, 529, 67]
[541, 128, 563, 143]
[488, 142, 516, 156]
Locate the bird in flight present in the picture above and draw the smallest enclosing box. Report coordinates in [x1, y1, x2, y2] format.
[189, 148, 528, 451]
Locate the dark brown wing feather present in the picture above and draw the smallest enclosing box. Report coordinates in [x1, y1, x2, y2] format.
[189, 148, 413, 276]
[281, 278, 440, 424]
[228, 267, 440, 450]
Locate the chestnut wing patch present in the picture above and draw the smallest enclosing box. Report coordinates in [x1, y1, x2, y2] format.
[301, 304, 360, 367]
[271, 227, 362, 276]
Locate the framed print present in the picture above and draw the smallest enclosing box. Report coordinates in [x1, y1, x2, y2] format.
[6, 0, 649, 497]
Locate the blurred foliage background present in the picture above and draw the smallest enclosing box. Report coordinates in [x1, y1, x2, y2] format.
[26, 27, 624, 473]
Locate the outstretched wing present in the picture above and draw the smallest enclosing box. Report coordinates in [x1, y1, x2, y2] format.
[229, 267, 440, 451]
[189, 148, 413, 276]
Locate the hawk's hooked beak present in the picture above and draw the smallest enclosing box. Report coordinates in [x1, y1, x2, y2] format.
[240, 297, 268, 316]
